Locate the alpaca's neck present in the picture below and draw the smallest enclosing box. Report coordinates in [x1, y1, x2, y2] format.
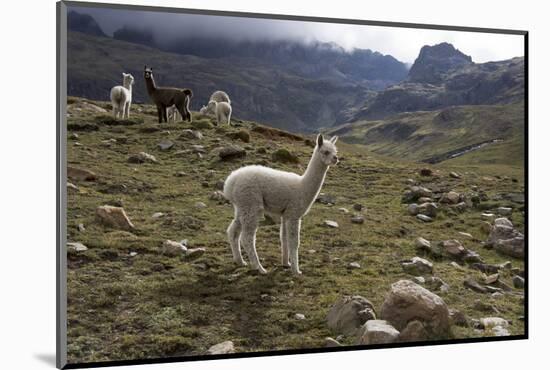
[145, 76, 156, 96]
[300, 152, 329, 206]
[123, 81, 132, 94]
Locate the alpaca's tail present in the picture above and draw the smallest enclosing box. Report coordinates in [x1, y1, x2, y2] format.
[110, 86, 126, 111]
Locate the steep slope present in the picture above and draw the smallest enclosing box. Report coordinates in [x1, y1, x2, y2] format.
[353, 43, 524, 120]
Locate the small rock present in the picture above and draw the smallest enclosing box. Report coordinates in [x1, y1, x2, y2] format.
[162, 240, 188, 256]
[207, 341, 235, 355]
[96, 205, 135, 230]
[327, 295, 376, 336]
[210, 191, 227, 203]
[416, 214, 433, 222]
[484, 273, 500, 285]
[458, 232, 473, 239]
[179, 129, 203, 140]
[408, 203, 419, 216]
[316, 193, 336, 205]
[129, 251, 138, 257]
[77, 223, 86, 232]
[415, 237, 431, 251]
[397, 320, 428, 342]
[157, 140, 174, 151]
[449, 261, 463, 270]
[440, 191, 461, 204]
[494, 218, 514, 228]
[351, 215, 365, 224]
[481, 213, 496, 220]
[449, 171, 461, 179]
[324, 220, 339, 228]
[218, 145, 246, 161]
[67, 166, 97, 181]
[496, 207, 512, 216]
[353, 203, 363, 211]
[480, 317, 509, 329]
[512, 275, 525, 289]
[349, 262, 361, 269]
[195, 201, 207, 209]
[441, 239, 467, 259]
[186, 247, 206, 258]
[271, 148, 300, 164]
[418, 202, 438, 217]
[128, 152, 157, 164]
[480, 221, 493, 234]
[151, 212, 164, 219]
[473, 299, 500, 314]
[338, 207, 349, 214]
[463, 277, 488, 293]
[325, 337, 343, 347]
[449, 309, 469, 327]
[67, 242, 88, 252]
[491, 325, 511, 336]
[357, 320, 400, 345]
[401, 257, 433, 276]
[67, 182, 79, 192]
[295, 313, 306, 320]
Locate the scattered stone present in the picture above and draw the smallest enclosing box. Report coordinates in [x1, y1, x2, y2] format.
[496, 207, 512, 216]
[324, 220, 339, 228]
[175, 171, 186, 177]
[449, 171, 461, 179]
[195, 201, 207, 209]
[420, 168, 433, 176]
[128, 152, 158, 164]
[210, 191, 227, 203]
[152, 212, 164, 219]
[463, 249, 483, 264]
[295, 313, 306, 320]
[441, 239, 467, 259]
[416, 214, 433, 222]
[338, 208, 349, 214]
[325, 337, 343, 347]
[397, 320, 428, 342]
[418, 197, 433, 203]
[495, 236, 525, 258]
[218, 145, 246, 161]
[484, 273, 500, 285]
[129, 251, 138, 257]
[186, 248, 206, 259]
[162, 240, 187, 256]
[77, 223, 86, 232]
[157, 140, 174, 151]
[480, 221, 493, 234]
[481, 213, 496, 220]
[351, 215, 365, 224]
[412, 276, 425, 284]
[463, 277, 488, 293]
[349, 262, 361, 269]
[67, 166, 97, 181]
[415, 237, 431, 251]
[67, 242, 88, 252]
[440, 191, 461, 204]
[491, 325, 511, 336]
[353, 203, 363, 211]
[458, 232, 473, 239]
[271, 148, 300, 164]
[473, 299, 500, 314]
[380, 280, 450, 337]
[316, 193, 336, 205]
[179, 129, 203, 140]
[480, 317, 509, 329]
[418, 202, 438, 217]
[401, 257, 433, 276]
[449, 261, 463, 270]
[450, 202, 468, 212]
[402, 186, 433, 203]
[227, 130, 251, 143]
[96, 205, 135, 230]
[470, 262, 499, 274]
[207, 341, 235, 355]
[449, 309, 469, 327]
[356, 320, 400, 345]
[327, 295, 377, 336]
[408, 203, 419, 216]
[512, 275, 525, 289]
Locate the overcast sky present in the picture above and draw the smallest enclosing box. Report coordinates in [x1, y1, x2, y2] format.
[71, 5, 524, 64]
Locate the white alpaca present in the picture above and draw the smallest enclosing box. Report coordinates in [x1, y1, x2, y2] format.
[110, 73, 134, 119]
[166, 105, 181, 122]
[206, 100, 232, 126]
[210, 90, 231, 105]
[224, 134, 339, 275]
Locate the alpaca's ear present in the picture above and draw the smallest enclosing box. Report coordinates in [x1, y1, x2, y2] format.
[330, 136, 338, 144]
[317, 134, 324, 147]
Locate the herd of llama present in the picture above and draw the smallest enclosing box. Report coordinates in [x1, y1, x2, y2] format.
[107, 66, 338, 275]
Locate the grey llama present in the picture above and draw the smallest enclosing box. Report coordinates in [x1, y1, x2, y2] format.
[223, 134, 339, 275]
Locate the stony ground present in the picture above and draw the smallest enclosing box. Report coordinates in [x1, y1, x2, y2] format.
[65, 97, 525, 364]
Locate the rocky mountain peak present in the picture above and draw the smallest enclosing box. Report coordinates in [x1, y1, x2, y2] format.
[408, 42, 473, 83]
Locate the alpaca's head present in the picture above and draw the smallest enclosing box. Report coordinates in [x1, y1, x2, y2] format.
[200, 105, 208, 114]
[315, 134, 339, 166]
[143, 65, 153, 80]
[122, 73, 134, 87]
[207, 100, 217, 111]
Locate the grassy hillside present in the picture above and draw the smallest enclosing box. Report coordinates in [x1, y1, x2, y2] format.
[65, 97, 525, 364]
[328, 103, 524, 165]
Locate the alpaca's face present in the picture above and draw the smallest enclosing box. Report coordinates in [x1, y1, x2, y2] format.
[123, 73, 134, 86]
[317, 136, 339, 166]
[144, 67, 153, 80]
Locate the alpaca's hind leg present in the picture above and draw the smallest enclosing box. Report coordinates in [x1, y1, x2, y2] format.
[286, 218, 302, 275]
[227, 217, 246, 266]
[112, 105, 116, 118]
[280, 220, 290, 267]
[125, 102, 131, 119]
[239, 211, 266, 274]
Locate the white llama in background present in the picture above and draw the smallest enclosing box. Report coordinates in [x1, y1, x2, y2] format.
[166, 105, 181, 122]
[223, 134, 339, 275]
[110, 73, 134, 119]
[210, 90, 231, 105]
[207, 100, 232, 126]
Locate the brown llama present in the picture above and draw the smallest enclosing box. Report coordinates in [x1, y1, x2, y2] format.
[143, 66, 193, 123]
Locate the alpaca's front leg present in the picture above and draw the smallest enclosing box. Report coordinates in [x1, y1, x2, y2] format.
[286, 219, 302, 275]
[280, 220, 290, 267]
[125, 102, 131, 119]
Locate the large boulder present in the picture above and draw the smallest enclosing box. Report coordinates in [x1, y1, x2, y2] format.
[487, 218, 525, 258]
[327, 295, 376, 336]
[380, 280, 450, 338]
[356, 320, 400, 345]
